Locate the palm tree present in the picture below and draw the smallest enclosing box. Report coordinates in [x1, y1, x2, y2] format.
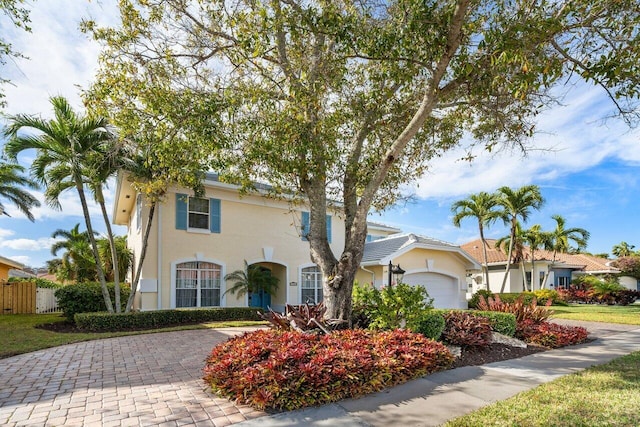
[50, 224, 97, 283]
[496, 185, 544, 292]
[612, 241, 635, 258]
[3, 96, 117, 312]
[540, 214, 590, 288]
[0, 161, 40, 221]
[224, 260, 279, 298]
[523, 224, 550, 291]
[451, 191, 501, 288]
[495, 222, 528, 291]
[98, 235, 133, 283]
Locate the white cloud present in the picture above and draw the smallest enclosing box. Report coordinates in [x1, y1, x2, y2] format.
[1, 237, 60, 251]
[0, 228, 16, 238]
[2, 0, 120, 115]
[8, 255, 31, 265]
[410, 84, 640, 200]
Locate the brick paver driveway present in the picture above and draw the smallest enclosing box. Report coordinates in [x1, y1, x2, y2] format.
[0, 328, 266, 426]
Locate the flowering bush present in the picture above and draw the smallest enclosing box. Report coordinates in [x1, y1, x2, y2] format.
[442, 311, 492, 348]
[203, 328, 453, 411]
[516, 320, 588, 348]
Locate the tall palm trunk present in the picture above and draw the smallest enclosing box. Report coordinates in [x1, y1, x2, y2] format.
[96, 186, 121, 312]
[126, 202, 156, 312]
[75, 177, 114, 313]
[499, 219, 516, 293]
[479, 224, 491, 289]
[540, 250, 558, 289]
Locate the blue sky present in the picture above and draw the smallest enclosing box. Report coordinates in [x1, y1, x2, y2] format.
[1, 1, 639, 268]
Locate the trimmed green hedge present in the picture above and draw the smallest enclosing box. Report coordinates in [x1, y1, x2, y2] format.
[55, 282, 131, 321]
[74, 307, 263, 331]
[472, 311, 517, 337]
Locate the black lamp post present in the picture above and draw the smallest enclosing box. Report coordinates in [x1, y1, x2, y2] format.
[387, 261, 406, 286]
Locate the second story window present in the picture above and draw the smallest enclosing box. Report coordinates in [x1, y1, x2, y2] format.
[176, 193, 221, 233]
[189, 197, 210, 230]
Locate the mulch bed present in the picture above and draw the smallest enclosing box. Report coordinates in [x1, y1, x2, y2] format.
[450, 343, 547, 369]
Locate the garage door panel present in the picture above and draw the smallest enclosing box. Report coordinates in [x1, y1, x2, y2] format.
[403, 272, 459, 309]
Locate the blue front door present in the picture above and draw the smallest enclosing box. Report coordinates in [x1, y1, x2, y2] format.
[249, 266, 272, 311]
[249, 289, 271, 311]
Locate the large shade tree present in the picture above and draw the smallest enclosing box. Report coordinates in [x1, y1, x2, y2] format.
[451, 191, 501, 288]
[86, 0, 640, 321]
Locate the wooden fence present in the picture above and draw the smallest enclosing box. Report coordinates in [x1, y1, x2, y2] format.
[1, 281, 36, 314]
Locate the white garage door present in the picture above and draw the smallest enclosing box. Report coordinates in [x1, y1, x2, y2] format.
[403, 272, 460, 309]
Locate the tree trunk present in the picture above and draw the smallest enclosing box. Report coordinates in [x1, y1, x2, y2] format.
[97, 188, 121, 313]
[521, 259, 527, 291]
[75, 178, 114, 313]
[125, 201, 156, 312]
[531, 254, 536, 291]
[479, 225, 490, 289]
[500, 219, 516, 293]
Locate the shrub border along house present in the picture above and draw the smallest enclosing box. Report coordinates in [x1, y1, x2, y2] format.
[75, 307, 262, 331]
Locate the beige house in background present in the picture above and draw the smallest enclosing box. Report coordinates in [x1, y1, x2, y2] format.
[460, 239, 633, 294]
[356, 234, 480, 309]
[113, 173, 480, 312]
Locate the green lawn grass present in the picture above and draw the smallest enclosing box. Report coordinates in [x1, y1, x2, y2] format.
[445, 351, 640, 427]
[0, 313, 265, 359]
[551, 304, 640, 325]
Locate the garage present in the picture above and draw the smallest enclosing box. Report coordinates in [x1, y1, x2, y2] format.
[402, 272, 463, 309]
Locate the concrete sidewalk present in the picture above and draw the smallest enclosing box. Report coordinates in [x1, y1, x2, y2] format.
[236, 321, 640, 427]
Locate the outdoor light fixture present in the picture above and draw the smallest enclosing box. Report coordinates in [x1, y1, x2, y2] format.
[387, 261, 406, 286]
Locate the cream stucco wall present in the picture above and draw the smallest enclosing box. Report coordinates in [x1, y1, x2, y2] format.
[125, 181, 345, 311]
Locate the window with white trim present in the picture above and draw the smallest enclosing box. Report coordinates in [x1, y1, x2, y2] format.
[301, 266, 323, 304]
[188, 197, 209, 230]
[175, 261, 221, 307]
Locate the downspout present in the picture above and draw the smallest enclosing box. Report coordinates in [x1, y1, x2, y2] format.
[157, 204, 162, 310]
[360, 266, 375, 287]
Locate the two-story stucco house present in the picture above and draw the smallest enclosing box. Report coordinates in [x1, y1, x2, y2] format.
[113, 173, 479, 312]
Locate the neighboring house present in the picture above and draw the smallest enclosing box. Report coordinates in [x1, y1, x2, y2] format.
[0, 256, 25, 282]
[461, 239, 622, 293]
[356, 234, 480, 309]
[114, 172, 477, 311]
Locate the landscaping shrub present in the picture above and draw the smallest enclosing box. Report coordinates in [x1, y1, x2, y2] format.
[468, 289, 493, 309]
[516, 320, 588, 348]
[531, 289, 565, 305]
[75, 307, 262, 331]
[413, 310, 446, 340]
[615, 290, 640, 306]
[352, 282, 433, 330]
[476, 294, 553, 324]
[472, 311, 517, 337]
[8, 277, 62, 289]
[203, 328, 454, 411]
[442, 311, 492, 348]
[55, 282, 131, 321]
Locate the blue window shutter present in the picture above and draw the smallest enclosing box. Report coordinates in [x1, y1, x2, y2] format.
[326, 215, 332, 243]
[210, 198, 221, 233]
[301, 211, 310, 241]
[176, 193, 187, 230]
